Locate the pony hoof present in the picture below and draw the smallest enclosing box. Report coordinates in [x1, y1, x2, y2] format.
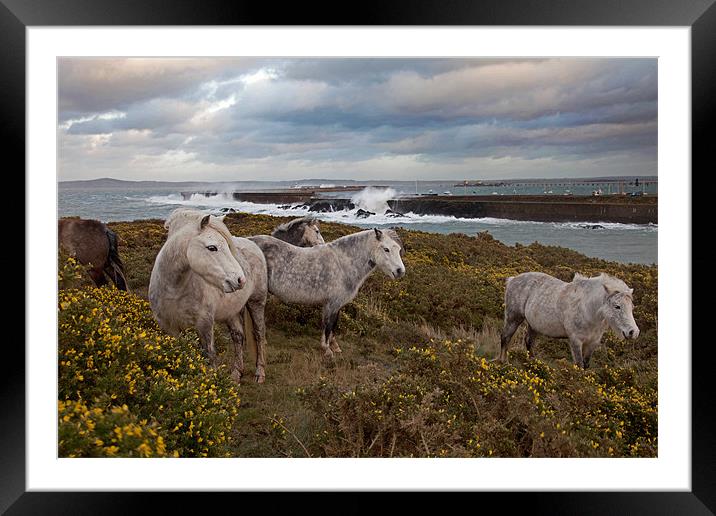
[322, 351, 336, 366]
[254, 375, 265, 384]
[231, 369, 243, 383]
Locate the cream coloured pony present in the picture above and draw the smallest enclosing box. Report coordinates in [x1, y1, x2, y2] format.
[149, 209, 268, 382]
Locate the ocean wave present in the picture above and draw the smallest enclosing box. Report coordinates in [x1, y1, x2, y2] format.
[143, 193, 657, 231]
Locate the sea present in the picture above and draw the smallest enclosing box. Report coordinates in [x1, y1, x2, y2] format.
[58, 180, 658, 265]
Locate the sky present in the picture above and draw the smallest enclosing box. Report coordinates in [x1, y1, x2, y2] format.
[58, 58, 657, 182]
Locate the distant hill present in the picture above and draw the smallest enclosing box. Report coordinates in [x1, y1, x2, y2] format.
[58, 178, 214, 189]
[59, 176, 658, 190]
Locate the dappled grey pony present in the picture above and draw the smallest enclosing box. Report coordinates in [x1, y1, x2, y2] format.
[499, 272, 639, 368]
[149, 209, 269, 383]
[249, 228, 405, 358]
[59, 218, 127, 290]
[271, 216, 325, 247]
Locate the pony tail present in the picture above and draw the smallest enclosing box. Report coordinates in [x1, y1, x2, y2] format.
[241, 307, 259, 358]
[105, 228, 128, 291]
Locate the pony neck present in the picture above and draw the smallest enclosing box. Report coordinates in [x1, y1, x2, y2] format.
[591, 283, 612, 327]
[157, 233, 192, 290]
[330, 230, 377, 282]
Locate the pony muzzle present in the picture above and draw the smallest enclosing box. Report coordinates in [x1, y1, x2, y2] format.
[623, 327, 640, 340]
[223, 277, 245, 293]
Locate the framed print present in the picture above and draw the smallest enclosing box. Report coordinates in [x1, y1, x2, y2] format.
[5, 0, 714, 512]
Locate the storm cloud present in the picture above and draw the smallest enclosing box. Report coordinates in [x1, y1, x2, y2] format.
[58, 58, 657, 181]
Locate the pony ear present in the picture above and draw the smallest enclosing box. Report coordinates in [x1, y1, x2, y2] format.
[374, 228, 383, 240]
[603, 284, 616, 296]
[200, 214, 211, 229]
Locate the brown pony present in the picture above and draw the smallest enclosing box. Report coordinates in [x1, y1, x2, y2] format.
[58, 218, 128, 290]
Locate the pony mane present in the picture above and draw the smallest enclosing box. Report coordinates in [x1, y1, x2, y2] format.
[597, 273, 631, 294]
[165, 207, 205, 232]
[384, 229, 405, 255]
[167, 208, 238, 254]
[574, 272, 631, 296]
[272, 216, 316, 235]
[329, 229, 404, 258]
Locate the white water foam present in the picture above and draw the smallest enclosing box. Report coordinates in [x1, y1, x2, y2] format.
[144, 191, 657, 231]
[350, 187, 397, 214]
[145, 193, 312, 217]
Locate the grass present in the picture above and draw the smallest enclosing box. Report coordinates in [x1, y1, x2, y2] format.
[58, 212, 657, 457]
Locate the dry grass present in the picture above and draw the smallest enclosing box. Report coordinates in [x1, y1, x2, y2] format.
[55, 212, 658, 458]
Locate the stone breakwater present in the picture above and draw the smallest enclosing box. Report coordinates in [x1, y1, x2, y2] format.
[386, 196, 657, 224]
[181, 192, 657, 224]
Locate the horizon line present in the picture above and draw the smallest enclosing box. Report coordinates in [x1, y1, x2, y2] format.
[59, 175, 659, 184]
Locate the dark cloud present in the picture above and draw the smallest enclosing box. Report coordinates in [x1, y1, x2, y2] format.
[58, 57, 657, 181]
[58, 58, 260, 120]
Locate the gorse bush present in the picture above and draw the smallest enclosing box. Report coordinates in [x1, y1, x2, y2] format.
[53, 213, 658, 458]
[58, 286, 240, 457]
[59, 398, 169, 457]
[300, 339, 657, 458]
[58, 251, 95, 290]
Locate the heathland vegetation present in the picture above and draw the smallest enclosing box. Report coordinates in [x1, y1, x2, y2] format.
[58, 213, 657, 457]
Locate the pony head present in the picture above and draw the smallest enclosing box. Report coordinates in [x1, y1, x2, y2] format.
[598, 274, 639, 340]
[370, 228, 405, 279]
[301, 218, 325, 246]
[185, 214, 246, 293]
[272, 216, 325, 247]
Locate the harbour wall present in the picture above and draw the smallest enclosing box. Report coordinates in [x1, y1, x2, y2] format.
[180, 192, 657, 224]
[386, 197, 657, 224]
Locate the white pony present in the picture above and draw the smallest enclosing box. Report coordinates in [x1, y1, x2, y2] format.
[249, 228, 405, 358]
[149, 209, 268, 383]
[499, 271, 640, 368]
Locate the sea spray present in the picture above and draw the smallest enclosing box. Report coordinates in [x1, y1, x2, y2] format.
[350, 187, 398, 214]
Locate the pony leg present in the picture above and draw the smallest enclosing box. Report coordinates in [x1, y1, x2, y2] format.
[321, 307, 338, 359]
[88, 267, 107, 288]
[247, 301, 267, 383]
[524, 325, 537, 356]
[226, 316, 245, 383]
[497, 314, 523, 362]
[196, 318, 217, 364]
[568, 338, 585, 369]
[328, 313, 342, 353]
[582, 340, 600, 369]
[329, 335, 342, 353]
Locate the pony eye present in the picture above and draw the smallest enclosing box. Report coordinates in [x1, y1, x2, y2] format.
[207, 245, 218, 252]
[615, 305, 621, 310]
[384, 247, 390, 252]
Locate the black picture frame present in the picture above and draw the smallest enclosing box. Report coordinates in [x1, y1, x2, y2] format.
[4, 0, 713, 512]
